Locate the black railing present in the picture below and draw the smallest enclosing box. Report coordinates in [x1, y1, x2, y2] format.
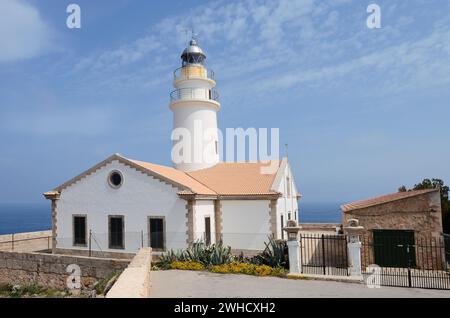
[444, 234, 450, 264]
[361, 234, 450, 290]
[300, 234, 349, 276]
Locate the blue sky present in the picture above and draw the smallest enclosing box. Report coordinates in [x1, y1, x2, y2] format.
[0, 0, 449, 205]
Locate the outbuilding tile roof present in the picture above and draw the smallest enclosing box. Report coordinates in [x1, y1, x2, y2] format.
[341, 189, 439, 212]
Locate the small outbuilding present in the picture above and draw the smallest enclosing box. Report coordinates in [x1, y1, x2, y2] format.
[341, 189, 443, 239]
[341, 189, 444, 269]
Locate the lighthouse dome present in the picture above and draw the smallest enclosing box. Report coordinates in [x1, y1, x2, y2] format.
[181, 38, 206, 66]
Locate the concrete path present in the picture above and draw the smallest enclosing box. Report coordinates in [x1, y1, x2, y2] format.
[150, 270, 450, 298]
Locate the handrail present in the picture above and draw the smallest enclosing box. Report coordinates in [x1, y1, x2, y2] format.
[170, 88, 219, 102]
[173, 66, 215, 81]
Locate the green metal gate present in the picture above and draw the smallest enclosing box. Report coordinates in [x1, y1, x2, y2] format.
[373, 230, 416, 268]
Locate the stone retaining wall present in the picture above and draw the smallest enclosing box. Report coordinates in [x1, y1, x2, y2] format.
[0, 251, 130, 290]
[106, 248, 152, 298]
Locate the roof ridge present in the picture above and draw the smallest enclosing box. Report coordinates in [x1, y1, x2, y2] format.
[185, 171, 218, 195]
[341, 188, 439, 212]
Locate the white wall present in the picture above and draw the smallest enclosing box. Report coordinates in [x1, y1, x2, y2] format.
[171, 103, 220, 171]
[193, 200, 215, 244]
[56, 160, 188, 253]
[221, 200, 270, 251]
[274, 162, 299, 239]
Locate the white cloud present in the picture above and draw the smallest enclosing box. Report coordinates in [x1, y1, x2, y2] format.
[64, 0, 450, 101]
[0, 0, 52, 63]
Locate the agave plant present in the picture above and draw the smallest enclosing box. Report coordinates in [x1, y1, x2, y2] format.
[209, 240, 233, 265]
[159, 249, 187, 268]
[160, 240, 234, 267]
[252, 236, 289, 269]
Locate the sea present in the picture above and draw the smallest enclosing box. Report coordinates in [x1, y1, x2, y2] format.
[0, 202, 342, 235]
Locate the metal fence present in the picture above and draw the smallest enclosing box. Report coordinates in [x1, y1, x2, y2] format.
[50, 231, 273, 256]
[300, 234, 349, 276]
[445, 234, 450, 264]
[361, 234, 450, 290]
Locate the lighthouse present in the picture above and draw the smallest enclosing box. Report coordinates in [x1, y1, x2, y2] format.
[170, 36, 220, 172]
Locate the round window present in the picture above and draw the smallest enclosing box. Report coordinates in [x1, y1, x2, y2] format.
[108, 171, 123, 188]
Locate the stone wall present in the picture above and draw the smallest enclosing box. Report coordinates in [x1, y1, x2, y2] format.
[0, 251, 130, 290]
[106, 248, 152, 298]
[343, 190, 443, 238]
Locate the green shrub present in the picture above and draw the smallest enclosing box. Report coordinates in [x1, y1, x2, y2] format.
[94, 270, 123, 295]
[251, 236, 289, 269]
[161, 240, 233, 267]
[0, 284, 12, 294]
[210, 262, 287, 277]
[159, 249, 188, 268]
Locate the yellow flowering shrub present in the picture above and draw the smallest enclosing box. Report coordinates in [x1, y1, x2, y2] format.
[166, 260, 287, 277]
[170, 261, 205, 271]
[210, 262, 286, 277]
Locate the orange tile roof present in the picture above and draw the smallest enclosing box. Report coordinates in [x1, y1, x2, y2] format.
[133, 159, 281, 196]
[341, 189, 439, 212]
[187, 161, 280, 196]
[130, 159, 216, 195]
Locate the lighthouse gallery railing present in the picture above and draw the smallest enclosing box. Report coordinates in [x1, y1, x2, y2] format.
[170, 88, 220, 102]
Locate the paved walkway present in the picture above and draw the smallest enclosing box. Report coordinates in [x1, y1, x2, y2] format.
[150, 270, 450, 298]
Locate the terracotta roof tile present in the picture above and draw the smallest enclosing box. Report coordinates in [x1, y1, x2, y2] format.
[341, 189, 439, 212]
[129, 159, 216, 195]
[187, 161, 280, 196]
[132, 159, 281, 196]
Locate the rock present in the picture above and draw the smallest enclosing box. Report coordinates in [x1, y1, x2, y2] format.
[12, 285, 21, 292]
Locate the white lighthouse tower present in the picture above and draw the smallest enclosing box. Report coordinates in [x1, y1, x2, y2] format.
[170, 36, 220, 172]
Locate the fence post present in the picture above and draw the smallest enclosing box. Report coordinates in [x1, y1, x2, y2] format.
[141, 230, 144, 248]
[11, 233, 14, 252]
[347, 235, 362, 276]
[89, 230, 92, 257]
[283, 221, 302, 274]
[343, 219, 365, 277]
[321, 234, 326, 275]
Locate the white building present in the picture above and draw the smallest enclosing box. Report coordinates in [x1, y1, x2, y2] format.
[44, 37, 300, 256]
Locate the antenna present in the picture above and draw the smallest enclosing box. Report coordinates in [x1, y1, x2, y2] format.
[192, 29, 198, 42]
[181, 28, 190, 46]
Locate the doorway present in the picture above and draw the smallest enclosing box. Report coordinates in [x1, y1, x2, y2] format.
[373, 229, 416, 267]
[205, 217, 211, 245]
